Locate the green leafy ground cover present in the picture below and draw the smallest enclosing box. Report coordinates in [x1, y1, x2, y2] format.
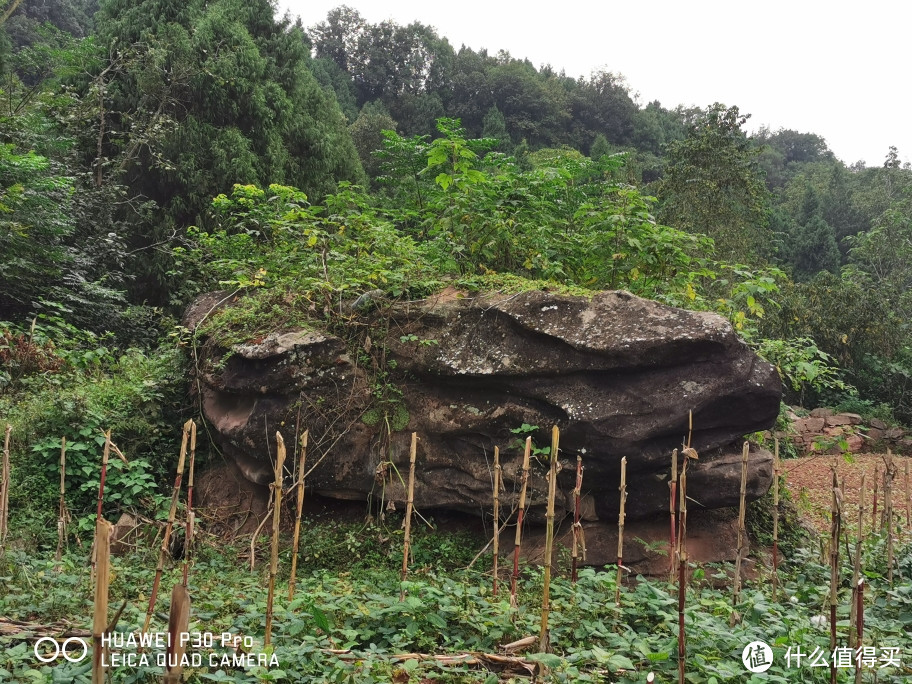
[1, 511, 909, 683]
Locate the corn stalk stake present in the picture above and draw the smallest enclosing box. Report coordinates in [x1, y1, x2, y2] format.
[264, 431, 287, 647]
[669, 448, 678, 580]
[615, 456, 627, 606]
[849, 474, 865, 649]
[182, 421, 197, 588]
[288, 430, 309, 601]
[771, 438, 780, 601]
[733, 442, 749, 605]
[872, 465, 879, 530]
[91, 518, 113, 684]
[904, 458, 910, 527]
[0, 424, 10, 548]
[400, 432, 418, 602]
[492, 446, 501, 596]
[54, 436, 68, 563]
[829, 469, 841, 684]
[143, 420, 190, 634]
[854, 579, 864, 684]
[571, 455, 584, 584]
[677, 466, 688, 684]
[883, 451, 895, 585]
[538, 426, 559, 653]
[510, 437, 532, 607]
[91, 431, 112, 580]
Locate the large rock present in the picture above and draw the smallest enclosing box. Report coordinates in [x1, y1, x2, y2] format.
[186, 288, 781, 522]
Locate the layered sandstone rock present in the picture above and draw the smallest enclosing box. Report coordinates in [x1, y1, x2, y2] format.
[186, 288, 782, 523]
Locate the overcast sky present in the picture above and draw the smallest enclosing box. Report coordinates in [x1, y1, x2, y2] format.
[278, 0, 910, 168]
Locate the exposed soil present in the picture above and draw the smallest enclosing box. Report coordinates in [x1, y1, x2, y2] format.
[781, 452, 912, 542]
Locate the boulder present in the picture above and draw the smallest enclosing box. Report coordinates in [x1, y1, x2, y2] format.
[845, 434, 865, 453]
[186, 289, 781, 522]
[794, 416, 826, 434]
[825, 413, 862, 427]
[865, 427, 885, 442]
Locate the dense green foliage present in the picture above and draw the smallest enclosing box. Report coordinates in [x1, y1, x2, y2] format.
[0, 316, 187, 540]
[2, 1, 912, 680]
[1, 509, 910, 682]
[0, 0, 909, 520]
[0, 0, 908, 508]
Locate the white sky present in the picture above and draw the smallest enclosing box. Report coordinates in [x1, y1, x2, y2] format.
[278, 0, 910, 168]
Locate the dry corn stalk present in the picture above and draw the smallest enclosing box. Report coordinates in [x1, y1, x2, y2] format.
[615, 456, 627, 606]
[164, 583, 191, 684]
[676, 442, 697, 684]
[571, 455, 585, 583]
[55, 437, 68, 563]
[872, 465, 879, 529]
[288, 429, 309, 601]
[882, 451, 895, 585]
[854, 579, 864, 684]
[264, 431, 287, 647]
[829, 469, 842, 684]
[510, 437, 532, 607]
[400, 432, 418, 602]
[539, 426, 559, 653]
[849, 473, 865, 649]
[733, 442, 749, 605]
[669, 448, 678, 580]
[91, 431, 112, 580]
[143, 420, 190, 634]
[677, 466, 688, 684]
[91, 517, 113, 684]
[182, 422, 197, 587]
[492, 446, 501, 596]
[905, 459, 910, 527]
[0, 424, 10, 547]
[771, 439, 780, 601]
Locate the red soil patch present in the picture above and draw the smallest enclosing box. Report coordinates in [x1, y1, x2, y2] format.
[782, 452, 912, 541]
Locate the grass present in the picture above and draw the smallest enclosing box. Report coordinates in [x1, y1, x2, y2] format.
[0, 510, 910, 683]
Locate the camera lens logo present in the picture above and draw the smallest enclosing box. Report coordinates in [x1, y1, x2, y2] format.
[742, 640, 773, 673]
[34, 637, 89, 663]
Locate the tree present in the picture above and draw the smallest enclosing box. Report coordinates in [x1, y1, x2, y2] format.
[3, 0, 97, 50]
[589, 133, 611, 160]
[481, 105, 510, 152]
[848, 199, 912, 293]
[657, 103, 771, 262]
[349, 101, 397, 182]
[0, 25, 133, 328]
[567, 70, 636, 150]
[631, 100, 686, 157]
[92, 0, 365, 301]
[310, 9, 455, 131]
[485, 57, 568, 148]
[308, 4, 365, 73]
[822, 163, 867, 250]
[788, 215, 840, 281]
[447, 46, 494, 136]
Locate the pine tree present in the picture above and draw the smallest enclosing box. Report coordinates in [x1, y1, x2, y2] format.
[482, 105, 511, 152]
[93, 0, 365, 300]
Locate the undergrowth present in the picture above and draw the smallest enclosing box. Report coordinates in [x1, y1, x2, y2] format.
[0, 326, 188, 545]
[0, 516, 909, 683]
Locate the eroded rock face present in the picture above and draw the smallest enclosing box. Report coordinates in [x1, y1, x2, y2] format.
[186, 288, 781, 522]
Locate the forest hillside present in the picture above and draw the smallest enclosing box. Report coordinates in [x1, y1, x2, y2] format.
[0, 2, 911, 681]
